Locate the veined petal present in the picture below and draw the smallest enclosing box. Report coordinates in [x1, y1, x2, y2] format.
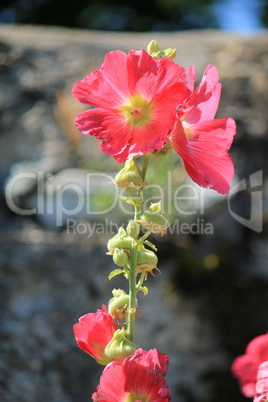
[232, 335, 268, 399]
[127, 49, 187, 99]
[183, 65, 222, 124]
[124, 349, 170, 401]
[75, 108, 130, 157]
[186, 64, 196, 92]
[254, 362, 268, 402]
[73, 305, 117, 365]
[171, 118, 236, 194]
[75, 102, 178, 163]
[92, 349, 170, 402]
[246, 335, 268, 362]
[72, 51, 129, 109]
[92, 362, 126, 402]
[73, 49, 190, 162]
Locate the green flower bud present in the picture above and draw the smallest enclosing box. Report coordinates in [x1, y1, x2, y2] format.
[146, 40, 176, 60]
[114, 159, 144, 191]
[136, 245, 158, 276]
[148, 201, 161, 213]
[104, 329, 136, 363]
[112, 248, 128, 267]
[137, 245, 157, 266]
[107, 228, 133, 253]
[126, 220, 140, 239]
[140, 202, 168, 235]
[163, 48, 176, 60]
[108, 289, 135, 320]
[147, 40, 161, 55]
[141, 210, 167, 227]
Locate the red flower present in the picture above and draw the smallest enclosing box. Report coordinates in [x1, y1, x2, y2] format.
[73, 305, 117, 365]
[92, 348, 170, 401]
[72, 49, 189, 163]
[170, 65, 236, 194]
[232, 334, 268, 397]
[254, 361, 268, 402]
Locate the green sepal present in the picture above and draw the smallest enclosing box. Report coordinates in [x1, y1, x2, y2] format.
[119, 195, 143, 206]
[108, 269, 125, 280]
[143, 240, 158, 251]
[141, 286, 149, 295]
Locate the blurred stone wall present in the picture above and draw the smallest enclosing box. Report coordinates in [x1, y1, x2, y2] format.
[0, 25, 268, 402]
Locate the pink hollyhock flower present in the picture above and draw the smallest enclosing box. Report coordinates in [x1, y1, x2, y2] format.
[170, 64, 236, 194]
[231, 334, 268, 397]
[92, 348, 170, 401]
[254, 361, 268, 402]
[73, 305, 117, 365]
[72, 49, 189, 163]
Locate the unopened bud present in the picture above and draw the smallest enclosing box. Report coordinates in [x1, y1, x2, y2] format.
[137, 245, 158, 269]
[148, 201, 161, 213]
[107, 228, 133, 252]
[146, 40, 176, 60]
[141, 210, 167, 228]
[108, 289, 130, 320]
[147, 40, 161, 55]
[140, 202, 168, 235]
[112, 248, 128, 267]
[126, 220, 140, 239]
[163, 48, 176, 60]
[114, 159, 144, 191]
[104, 329, 136, 363]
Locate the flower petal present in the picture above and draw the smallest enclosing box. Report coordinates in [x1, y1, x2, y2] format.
[73, 48, 191, 162]
[92, 362, 126, 402]
[127, 49, 187, 99]
[73, 305, 117, 364]
[171, 118, 236, 194]
[72, 50, 129, 109]
[232, 354, 260, 397]
[75, 108, 130, 157]
[254, 361, 268, 402]
[232, 335, 268, 398]
[246, 335, 268, 363]
[186, 64, 196, 92]
[75, 104, 178, 163]
[92, 349, 170, 401]
[183, 65, 222, 124]
[124, 349, 170, 401]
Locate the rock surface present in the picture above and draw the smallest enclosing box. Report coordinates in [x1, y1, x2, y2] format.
[0, 25, 268, 402]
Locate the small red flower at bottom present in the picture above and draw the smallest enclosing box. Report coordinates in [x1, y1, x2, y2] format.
[73, 305, 117, 365]
[254, 361, 268, 402]
[92, 348, 170, 401]
[231, 334, 268, 397]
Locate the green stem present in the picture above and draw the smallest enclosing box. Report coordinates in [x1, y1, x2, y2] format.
[134, 154, 151, 221]
[127, 154, 151, 343]
[134, 204, 141, 221]
[138, 228, 152, 244]
[141, 153, 151, 181]
[127, 240, 138, 343]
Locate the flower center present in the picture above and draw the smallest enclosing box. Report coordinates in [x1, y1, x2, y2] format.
[131, 107, 142, 118]
[182, 121, 195, 140]
[124, 391, 150, 402]
[120, 94, 153, 128]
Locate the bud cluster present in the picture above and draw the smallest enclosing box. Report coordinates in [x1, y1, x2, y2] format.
[147, 40, 176, 60]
